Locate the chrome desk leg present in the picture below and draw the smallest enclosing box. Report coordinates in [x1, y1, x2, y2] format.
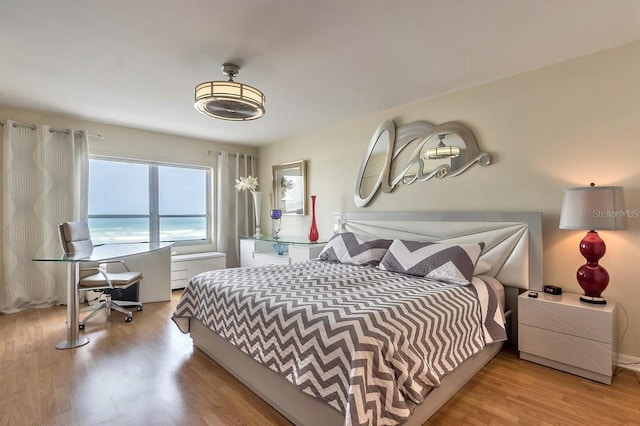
[56, 262, 89, 349]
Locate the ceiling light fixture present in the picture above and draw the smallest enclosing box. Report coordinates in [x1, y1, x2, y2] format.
[194, 63, 265, 121]
[424, 134, 461, 160]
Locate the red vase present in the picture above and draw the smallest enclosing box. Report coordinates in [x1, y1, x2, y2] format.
[308, 195, 319, 242]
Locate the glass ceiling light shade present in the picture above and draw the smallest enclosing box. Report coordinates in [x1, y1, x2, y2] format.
[424, 134, 461, 160]
[559, 183, 627, 304]
[194, 63, 265, 121]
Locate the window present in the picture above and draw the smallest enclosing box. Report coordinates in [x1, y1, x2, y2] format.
[88, 158, 211, 245]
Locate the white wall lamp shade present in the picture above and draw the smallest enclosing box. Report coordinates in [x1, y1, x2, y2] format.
[194, 63, 265, 121]
[559, 185, 628, 231]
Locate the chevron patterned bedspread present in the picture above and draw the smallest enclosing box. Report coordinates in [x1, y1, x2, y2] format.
[172, 260, 506, 426]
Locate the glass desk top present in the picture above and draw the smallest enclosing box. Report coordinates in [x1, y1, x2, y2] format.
[32, 242, 174, 262]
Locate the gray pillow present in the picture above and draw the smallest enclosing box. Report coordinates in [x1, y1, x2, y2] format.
[378, 240, 484, 285]
[318, 232, 392, 266]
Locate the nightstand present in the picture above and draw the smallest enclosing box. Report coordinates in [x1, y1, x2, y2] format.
[518, 291, 617, 385]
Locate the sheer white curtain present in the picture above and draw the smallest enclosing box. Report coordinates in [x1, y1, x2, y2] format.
[216, 152, 257, 267]
[1, 120, 88, 313]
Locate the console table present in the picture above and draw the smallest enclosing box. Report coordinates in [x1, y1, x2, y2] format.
[240, 236, 327, 268]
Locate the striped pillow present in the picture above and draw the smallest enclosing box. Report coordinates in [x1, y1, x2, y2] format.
[378, 240, 484, 285]
[318, 232, 392, 266]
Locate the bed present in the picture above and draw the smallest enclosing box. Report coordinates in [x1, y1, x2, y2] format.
[172, 211, 542, 425]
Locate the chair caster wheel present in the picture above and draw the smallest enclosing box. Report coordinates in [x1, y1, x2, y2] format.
[79, 323, 85, 330]
[136, 306, 143, 311]
[125, 316, 133, 322]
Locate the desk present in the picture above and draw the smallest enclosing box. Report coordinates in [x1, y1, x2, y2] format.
[33, 242, 173, 350]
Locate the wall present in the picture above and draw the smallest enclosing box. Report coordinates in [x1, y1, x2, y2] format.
[0, 106, 259, 256]
[258, 41, 640, 358]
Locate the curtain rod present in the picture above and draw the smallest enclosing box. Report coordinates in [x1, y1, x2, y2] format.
[0, 120, 103, 139]
[206, 150, 255, 159]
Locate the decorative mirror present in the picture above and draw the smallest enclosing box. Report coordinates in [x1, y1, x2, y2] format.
[273, 160, 307, 215]
[354, 120, 491, 207]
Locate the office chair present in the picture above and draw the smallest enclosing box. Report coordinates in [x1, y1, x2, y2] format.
[58, 221, 143, 329]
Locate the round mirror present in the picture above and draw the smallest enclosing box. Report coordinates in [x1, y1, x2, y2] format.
[354, 120, 394, 207]
[359, 132, 388, 198]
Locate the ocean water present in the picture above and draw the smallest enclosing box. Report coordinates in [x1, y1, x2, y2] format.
[89, 217, 207, 244]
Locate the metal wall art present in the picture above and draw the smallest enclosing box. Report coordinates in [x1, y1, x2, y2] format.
[354, 120, 492, 207]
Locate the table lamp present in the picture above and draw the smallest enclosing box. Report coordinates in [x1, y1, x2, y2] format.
[559, 183, 627, 304]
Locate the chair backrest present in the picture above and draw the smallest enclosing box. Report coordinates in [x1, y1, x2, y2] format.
[58, 221, 94, 254]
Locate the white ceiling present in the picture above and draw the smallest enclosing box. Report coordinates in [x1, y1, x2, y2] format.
[1, 1, 639, 146]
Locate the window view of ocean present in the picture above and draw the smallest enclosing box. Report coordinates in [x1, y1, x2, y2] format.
[89, 217, 207, 244]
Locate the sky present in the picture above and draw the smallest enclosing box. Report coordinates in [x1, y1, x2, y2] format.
[88, 159, 207, 216]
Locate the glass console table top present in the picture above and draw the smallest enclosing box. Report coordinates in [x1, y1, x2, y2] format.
[241, 236, 328, 245]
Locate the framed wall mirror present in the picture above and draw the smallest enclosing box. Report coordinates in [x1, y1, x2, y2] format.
[272, 160, 307, 215]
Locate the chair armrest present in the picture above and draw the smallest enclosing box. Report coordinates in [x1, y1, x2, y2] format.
[79, 267, 113, 287]
[98, 259, 131, 272]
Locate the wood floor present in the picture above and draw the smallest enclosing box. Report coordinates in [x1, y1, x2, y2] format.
[1, 291, 638, 426]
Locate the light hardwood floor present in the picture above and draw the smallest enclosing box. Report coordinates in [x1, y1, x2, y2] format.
[1, 290, 638, 426]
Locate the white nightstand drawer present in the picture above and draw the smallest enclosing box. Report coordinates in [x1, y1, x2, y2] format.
[170, 252, 226, 290]
[171, 278, 188, 288]
[171, 269, 188, 280]
[519, 294, 613, 343]
[519, 324, 613, 377]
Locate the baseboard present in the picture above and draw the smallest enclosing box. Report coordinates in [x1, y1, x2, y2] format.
[617, 353, 640, 372]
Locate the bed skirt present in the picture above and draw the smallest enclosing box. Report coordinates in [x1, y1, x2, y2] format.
[190, 318, 504, 426]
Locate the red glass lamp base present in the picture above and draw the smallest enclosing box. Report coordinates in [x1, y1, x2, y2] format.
[576, 231, 609, 305]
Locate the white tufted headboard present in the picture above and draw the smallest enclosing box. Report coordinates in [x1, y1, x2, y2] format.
[334, 211, 543, 291]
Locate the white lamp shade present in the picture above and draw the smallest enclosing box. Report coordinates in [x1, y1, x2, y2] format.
[559, 186, 628, 231]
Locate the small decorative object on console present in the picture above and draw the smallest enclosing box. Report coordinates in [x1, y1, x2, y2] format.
[543, 285, 562, 295]
[270, 209, 283, 239]
[272, 242, 288, 255]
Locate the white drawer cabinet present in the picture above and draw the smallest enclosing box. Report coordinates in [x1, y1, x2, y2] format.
[240, 238, 326, 268]
[518, 292, 617, 384]
[171, 252, 226, 289]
